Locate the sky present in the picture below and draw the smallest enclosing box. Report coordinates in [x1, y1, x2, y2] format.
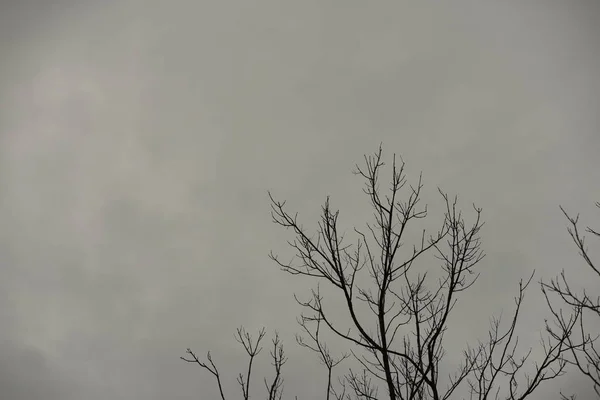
[0, 1, 599, 399]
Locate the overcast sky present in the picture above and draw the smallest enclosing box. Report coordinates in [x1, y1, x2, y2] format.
[1, 1, 599, 399]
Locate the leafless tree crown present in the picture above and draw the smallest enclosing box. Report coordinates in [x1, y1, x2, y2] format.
[183, 146, 581, 400]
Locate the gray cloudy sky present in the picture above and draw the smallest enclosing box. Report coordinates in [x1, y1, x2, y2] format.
[1, 1, 599, 399]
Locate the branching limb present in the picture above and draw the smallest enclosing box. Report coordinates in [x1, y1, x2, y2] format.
[541, 202, 600, 398]
[346, 368, 379, 400]
[235, 326, 267, 400]
[181, 349, 227, 400]
[265, 331, 287, 400]
[296, 314, 350, 400]
[182, 327, 272, 400]
[463, 272, 581, 400]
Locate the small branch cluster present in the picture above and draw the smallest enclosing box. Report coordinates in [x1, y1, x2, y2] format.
[466, 272, 580, 400]
[542, 203, 600, 398]
[296, 314, 349, 400]
[181, 327, 288, 400]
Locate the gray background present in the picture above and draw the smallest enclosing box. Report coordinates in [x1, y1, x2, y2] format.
[1, 1, 599, 399]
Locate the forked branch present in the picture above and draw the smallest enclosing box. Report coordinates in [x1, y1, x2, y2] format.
[541, 202, 600, 397]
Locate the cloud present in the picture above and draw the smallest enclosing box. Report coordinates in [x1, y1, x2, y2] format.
[0, 1, 598, 399]
[0, 340, 79, 400]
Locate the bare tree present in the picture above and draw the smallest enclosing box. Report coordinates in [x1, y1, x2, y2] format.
[541, 203, 600, 398]
[268, 145, 578, 400]
[183, 146, 580, 400]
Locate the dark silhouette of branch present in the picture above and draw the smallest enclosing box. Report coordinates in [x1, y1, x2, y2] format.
[347, 368, 379, 400]
[181, 349, 227, 400]
[236, 327, 267, 400]
[541, 203, 600, 398]
[264, 331, 287, 400]
[466, 272, 581, 400]
[296, 314, 350, 400]
[183, 327, 286, 400]
[182, 146, 581, 400]
[268, 145, 577, 400]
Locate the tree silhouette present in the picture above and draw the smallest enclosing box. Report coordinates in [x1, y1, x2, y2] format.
[183, 146, 580, 400]
[542, 203, 600, 398]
